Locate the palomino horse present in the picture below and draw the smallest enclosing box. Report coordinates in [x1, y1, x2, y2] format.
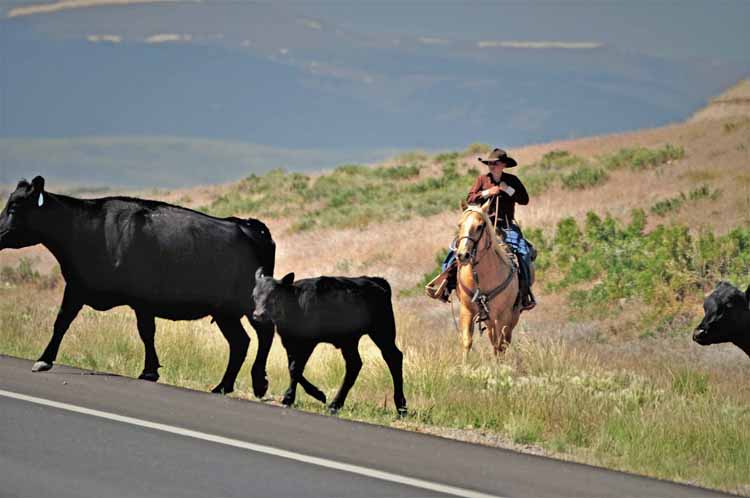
[455, 201, 522, 357]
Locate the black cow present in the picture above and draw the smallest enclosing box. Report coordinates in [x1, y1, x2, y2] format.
[252, 269, 407, 416]
[0, 176, 276, 396]
[693, 281, 750, 358]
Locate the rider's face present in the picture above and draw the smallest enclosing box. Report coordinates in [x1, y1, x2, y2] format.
[488, 161, 505, 177]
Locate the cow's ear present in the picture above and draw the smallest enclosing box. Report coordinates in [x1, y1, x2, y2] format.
[31, 176, 45, 193]
[31, 176, 45, 207]
[255, 267, 265, 281]
[459, 199, 468, 211]
[281, 272, 295, 286]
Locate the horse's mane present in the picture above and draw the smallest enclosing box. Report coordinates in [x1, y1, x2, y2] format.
[462, 205, 513, 263]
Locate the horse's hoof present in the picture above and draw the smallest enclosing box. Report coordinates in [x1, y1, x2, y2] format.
[32, 361, 53, 372]
[327, 404, 341, 415]
[396, 406, 408, 418]
[138, 372, 159, 382]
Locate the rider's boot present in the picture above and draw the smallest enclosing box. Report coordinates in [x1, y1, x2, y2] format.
[521, 288, 536, 312]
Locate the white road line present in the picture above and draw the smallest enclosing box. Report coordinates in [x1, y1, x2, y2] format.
[0, 388, 506, 498]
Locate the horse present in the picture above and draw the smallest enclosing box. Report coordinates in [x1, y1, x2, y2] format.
[454, 200, 523, 357]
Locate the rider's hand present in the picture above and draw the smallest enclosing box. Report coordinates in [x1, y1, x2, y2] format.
[486, 186, 502, 197]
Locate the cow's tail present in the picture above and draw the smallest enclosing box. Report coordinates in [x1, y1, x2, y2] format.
[369, 277, 396, 339]
[370, 277, 392, 299]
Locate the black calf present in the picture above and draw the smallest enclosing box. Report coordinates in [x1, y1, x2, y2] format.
[252, 270, 407, 416]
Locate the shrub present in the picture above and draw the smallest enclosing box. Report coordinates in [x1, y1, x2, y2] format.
[538, 150, 588, 170]
[561, 167, 609, 190]
[600, 145, 684, 171]
[537, 210, 750, 320]
[650, 185, 721, 217]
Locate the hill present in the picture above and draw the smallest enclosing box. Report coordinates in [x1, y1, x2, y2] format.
[1, 80, 749, 494]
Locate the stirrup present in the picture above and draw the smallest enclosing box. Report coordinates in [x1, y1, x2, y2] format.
[425, 271, 450, 302]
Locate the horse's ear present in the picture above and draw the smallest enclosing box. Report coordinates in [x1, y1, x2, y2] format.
[459, 199, 468, 211]
[255, 267, 265, 281]
[480, 199, 491, 213]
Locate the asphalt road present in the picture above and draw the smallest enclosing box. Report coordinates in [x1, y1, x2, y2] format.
[0, 355, 734, 498]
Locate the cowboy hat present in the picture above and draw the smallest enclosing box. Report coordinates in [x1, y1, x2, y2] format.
[478, 148, 517, 168]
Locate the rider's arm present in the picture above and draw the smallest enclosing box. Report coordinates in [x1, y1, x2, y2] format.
[466, 176, 488, 204]
[505, 175, 529, 205]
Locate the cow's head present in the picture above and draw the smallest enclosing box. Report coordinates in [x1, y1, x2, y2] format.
[252, 267, 294, 324]
[0, 176, 48, 250]
[693, 281, 750, 346]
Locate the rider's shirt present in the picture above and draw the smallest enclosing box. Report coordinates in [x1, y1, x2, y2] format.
[466, 172, 529, 227]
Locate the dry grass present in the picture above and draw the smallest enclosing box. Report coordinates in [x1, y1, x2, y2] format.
[1, 82, 750, 494]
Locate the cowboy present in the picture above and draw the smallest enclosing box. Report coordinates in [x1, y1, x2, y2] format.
[434, 147, 536, 311]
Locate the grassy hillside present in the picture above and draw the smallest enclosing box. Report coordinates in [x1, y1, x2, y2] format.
[1, 82, 749, 494]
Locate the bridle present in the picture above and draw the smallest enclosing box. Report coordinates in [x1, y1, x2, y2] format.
[455, 213, 492, 266]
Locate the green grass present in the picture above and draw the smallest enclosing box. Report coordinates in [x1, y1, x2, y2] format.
[203, 161, 478, 232]
[1, 294, 747, 493]
[650, 185, 721, 217]
[599, 144, 685, 171]
[561, 166, 609, 190]
[532, 210, 750, 321]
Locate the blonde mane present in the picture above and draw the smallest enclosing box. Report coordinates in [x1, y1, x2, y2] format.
[462, 205, 513, 262]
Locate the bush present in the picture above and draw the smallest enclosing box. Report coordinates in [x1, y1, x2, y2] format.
[536, 210, 750, 320]
[650, 185, 721, 217]
[600, 145, 684, 171]
[561, 167, 609, 190]
[204, 158, 476, 232]
[538, 150, 588, 170]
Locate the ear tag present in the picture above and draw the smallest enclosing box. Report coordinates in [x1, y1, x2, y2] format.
[38, 193, 44, 207]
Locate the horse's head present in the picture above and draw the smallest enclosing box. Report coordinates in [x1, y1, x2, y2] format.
[455, 201, 492, 265]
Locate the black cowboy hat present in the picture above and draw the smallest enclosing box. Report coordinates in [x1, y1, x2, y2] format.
[478, 148, 517, 168]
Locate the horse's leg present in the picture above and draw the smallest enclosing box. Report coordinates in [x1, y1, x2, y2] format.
[459, 304, 475, 361]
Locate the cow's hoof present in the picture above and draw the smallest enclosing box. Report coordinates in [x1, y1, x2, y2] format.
[138, 372, 159, 382]
[211, 384, 233, 395]
[252, 377, 269, 399]
[311, 390, 327, 405]
[32, 361, 53, 372]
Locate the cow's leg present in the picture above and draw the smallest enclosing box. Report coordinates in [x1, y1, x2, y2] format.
[298, 375, 327, 404]
[282, 342, 316, 407]
[248, 317, 274, 398]
[34, 287, 83, 372]
[370, 334, 407, 417]
[328, 340, 362, 414]
[212, 317, 250, 395]
[135, 310, 160, 382]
